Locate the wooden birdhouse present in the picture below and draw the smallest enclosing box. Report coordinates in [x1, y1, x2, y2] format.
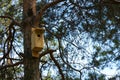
[31, 27, 45, 57]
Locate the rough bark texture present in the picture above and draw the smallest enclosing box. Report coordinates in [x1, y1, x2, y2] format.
[23, 0, 40, 80]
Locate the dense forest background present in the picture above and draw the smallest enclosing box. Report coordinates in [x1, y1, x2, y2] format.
[0, 0, 120, 80]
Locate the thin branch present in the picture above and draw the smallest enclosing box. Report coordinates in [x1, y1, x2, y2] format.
[69, 0, 120, 12]
[114, 0, 120, 2]
[39, 49, 56, 58]
[38, 0, 65, 17]
[6, 57, 22, 61]
[35, 0, 65, 26]
[0, 16, 15, 21]
[57, 38, 94, 73]
[0, 16, 21, 27]
[46, 27, 91, 56]
[0, 22, 15, 63]
[0, 61, 23, 70]
[49, 52, 65, 80]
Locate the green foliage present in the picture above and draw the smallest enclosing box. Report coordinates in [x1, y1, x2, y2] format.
[0, 66, 23, 80]
[0, 0, 120, 80]
[85, 72, 105, 80]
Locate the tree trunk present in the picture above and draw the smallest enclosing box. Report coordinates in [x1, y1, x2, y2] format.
[23, 0, 40, 80]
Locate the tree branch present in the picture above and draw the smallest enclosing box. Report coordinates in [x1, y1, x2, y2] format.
[39, 49, 56, 58]
[35, 0, 65, 26]
[49, 52, 65, 80]
[114, 0, 120, 2]
[0, 61, 23, 70]
[0, 16, 21, 27]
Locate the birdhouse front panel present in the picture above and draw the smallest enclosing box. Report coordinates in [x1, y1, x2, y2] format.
[31, 28, 45, 52]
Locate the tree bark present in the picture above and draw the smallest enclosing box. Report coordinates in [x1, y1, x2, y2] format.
[23, 0, 40, 80]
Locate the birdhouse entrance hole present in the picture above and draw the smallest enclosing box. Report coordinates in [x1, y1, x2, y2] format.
[37, 34, 40, 37]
